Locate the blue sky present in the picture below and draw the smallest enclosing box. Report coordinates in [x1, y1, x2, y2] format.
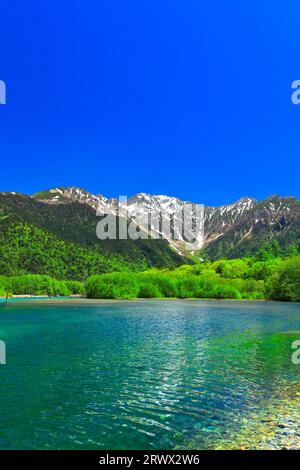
[0, 1, 299, 205]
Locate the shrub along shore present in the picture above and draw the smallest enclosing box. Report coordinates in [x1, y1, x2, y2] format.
[1, 242, 299, 302]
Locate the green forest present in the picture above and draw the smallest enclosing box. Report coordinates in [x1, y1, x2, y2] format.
[0, 221, 185, 278]
[1, 240, 299, 302]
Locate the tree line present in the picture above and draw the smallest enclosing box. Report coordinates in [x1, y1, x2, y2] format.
[1, 241, 299, 301]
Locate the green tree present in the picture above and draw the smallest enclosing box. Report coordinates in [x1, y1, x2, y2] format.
[267, 256, 300, 301]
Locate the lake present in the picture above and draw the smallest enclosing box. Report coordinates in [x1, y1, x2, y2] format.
[0, 300, 299, 449]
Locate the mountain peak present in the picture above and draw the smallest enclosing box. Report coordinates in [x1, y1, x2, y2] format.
[236, 196, 257, 203]
[32, 186, 107, 207]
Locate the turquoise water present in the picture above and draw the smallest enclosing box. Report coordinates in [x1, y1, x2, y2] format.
[0, 296, 72, 303]
[0, 300, 299, 449]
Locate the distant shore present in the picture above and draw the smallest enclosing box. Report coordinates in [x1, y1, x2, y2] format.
[0, 296, 291, 306]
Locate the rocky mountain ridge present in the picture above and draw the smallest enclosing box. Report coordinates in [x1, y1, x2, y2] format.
[31, 187, 300, 259]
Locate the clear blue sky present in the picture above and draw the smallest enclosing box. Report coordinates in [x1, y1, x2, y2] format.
[0, 1, 299, 205]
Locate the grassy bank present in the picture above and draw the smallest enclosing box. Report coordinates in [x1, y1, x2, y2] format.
[85, 245, 300, 301]
[1, 250, 299, 302]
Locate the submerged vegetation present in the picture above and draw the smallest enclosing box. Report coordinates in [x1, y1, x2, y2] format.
[1, 241, 299, 301]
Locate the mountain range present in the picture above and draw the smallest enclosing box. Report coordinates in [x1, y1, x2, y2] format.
[33, 187, 300, 258]
[0, 187, 299, 278]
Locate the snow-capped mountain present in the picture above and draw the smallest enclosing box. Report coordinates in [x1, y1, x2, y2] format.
[32, 187, 300, 258]
[33, 188, 205, 254]
[204, 197, 258, 245]
[205, 195, 300, 258]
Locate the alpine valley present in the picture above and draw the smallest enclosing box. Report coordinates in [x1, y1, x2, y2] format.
[0, 187, 299, 280]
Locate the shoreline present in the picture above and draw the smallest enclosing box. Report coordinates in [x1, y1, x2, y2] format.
[0, 296, 296, 306]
